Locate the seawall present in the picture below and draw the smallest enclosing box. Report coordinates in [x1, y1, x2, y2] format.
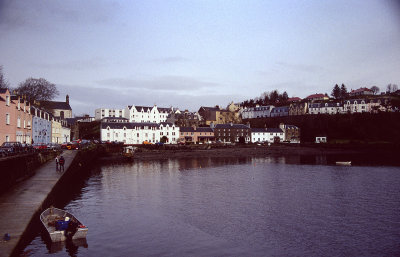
[0, 145, 99, 257]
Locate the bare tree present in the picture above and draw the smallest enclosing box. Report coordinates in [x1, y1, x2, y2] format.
[370, 86, 380, 95]
[0, 66, 9, 89]
[16, 78, 59, 101]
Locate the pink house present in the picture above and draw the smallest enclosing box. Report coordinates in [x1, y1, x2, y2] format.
[0, 89, 32, 144]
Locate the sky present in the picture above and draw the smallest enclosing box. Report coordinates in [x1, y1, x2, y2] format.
[0, 0, 399, 116]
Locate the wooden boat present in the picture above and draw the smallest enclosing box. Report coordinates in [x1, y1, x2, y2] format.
[40, 207, 88, 242]
[336, 161, 352, 166]
[122, 146, 136, 159]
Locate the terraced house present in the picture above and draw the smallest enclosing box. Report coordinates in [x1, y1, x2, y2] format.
[179, 126, 214, 144]
[100, 117, 179, 144]
[0, 89, 32, 144]
[213, 123, 251, 143]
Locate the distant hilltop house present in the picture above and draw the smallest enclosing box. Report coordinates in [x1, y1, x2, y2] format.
[349, 87, 374, 97]
[305, 93, 329, 102]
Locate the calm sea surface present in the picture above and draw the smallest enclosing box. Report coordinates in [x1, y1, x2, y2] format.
[22, 157, 400, 256]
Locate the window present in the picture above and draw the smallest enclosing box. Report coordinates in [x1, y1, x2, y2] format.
[6, 113, 10, 125]
[17, 117, 21, 128]
[6, 95, 10, 106]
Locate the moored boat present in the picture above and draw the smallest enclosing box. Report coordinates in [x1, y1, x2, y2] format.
[40, 207, 88, 242]
[336, 161, 351, 166]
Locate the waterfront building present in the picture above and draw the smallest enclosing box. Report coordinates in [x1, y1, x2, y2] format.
[124, 105, 171, 123]
[213, 123, 251, 143]
[178, 126, 214, 144]
[100, 117, 179, 144]
[279, 123, 301, 143]
[167, 110, 202, 128]
[31, 106, 52, 144]
[251, 127, 285, 143]
[0, 89, 33, 144]
[51, 116, 70, 143]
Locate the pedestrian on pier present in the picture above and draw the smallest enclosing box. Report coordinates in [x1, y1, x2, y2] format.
[55, 155, 60, 170]
[59, 156, 65, 172]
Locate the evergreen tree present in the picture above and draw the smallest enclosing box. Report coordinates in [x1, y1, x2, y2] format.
[340, 84, 348, 99]
[331, 84, 341, 99]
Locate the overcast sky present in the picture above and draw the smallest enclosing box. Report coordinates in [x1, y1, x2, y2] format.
[1, 0, 399, 115]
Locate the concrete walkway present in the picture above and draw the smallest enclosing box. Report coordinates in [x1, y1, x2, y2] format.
[0, 150, 77, 257]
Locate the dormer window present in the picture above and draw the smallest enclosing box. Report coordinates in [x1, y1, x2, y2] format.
[6, 95, 10, 106]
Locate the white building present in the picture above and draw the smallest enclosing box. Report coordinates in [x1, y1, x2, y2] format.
[241, 105, 275, 119]
[124, 105, 171, 123]
[309, 102, 344, 115]
[95, 108, 126, 120]
[251, 128, 285, 143]
[31, 106, 52, 144]
[343, 99, 368, 113]
[100, 117, 179, 144]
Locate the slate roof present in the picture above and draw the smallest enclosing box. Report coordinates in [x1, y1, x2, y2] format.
[266, 128, 283, 133]
[214, 124, 250, 129]
[287, 97, 302, 102]
[180, 127, 213, 133]
[199, 106, 220, 112]
[40, 100, 72, 110]
[0, 88, 9, 94]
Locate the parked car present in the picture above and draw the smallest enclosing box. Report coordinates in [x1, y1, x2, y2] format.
[155, 142, 164, 146]
[1, 142, 24, 154]
[143, 141, 153, 145]
[0, 148, 8, 157]
[47, 143, 61, 150]
[32, 143, 48, 150]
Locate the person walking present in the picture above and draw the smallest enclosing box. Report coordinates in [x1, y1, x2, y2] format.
[59, 156, 65, 172]
[55, 155, 60, 170]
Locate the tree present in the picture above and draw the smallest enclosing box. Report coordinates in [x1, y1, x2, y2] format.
[281, 91, 289, 104]
[340, 84, 348, 99]
[16, 78, 59, 101]
[387, 84, 399, 93]
[370, 86, 380, 95]
[331, 84, 341, 99]
[0, 66, 9, 89]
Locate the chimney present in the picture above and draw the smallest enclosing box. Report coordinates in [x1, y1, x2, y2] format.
[66, 95, 69, 104]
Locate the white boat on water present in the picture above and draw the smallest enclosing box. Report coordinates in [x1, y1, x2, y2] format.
[336, 161, 352, 166]
[40, 207, 88, 242]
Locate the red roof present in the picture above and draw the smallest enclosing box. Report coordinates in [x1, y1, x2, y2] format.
[350, 87, 373, 93]
[288, 97, 301, 102]
[306, 93, 326, 99]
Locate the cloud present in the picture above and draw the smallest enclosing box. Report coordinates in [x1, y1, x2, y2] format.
[152, 57, 191, 64]
[0, 0, 120, 30]
[34, 58, 108, 71]
[96, 76, 219, 92]
[276, 62, 323, 73]
[58, 82, 240, 116]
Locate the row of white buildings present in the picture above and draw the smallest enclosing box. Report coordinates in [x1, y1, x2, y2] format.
[241, 97, 396, 119]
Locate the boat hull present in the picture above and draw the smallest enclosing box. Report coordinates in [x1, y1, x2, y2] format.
[40, 207, 88, 242]
[336, 161, 351, 166]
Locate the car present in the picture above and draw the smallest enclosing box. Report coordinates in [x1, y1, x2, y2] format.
[143, 141, 153, 145]
[32, 143, 47, 150]
[155, 142, 164, 146]
[1, 142, 24, 154]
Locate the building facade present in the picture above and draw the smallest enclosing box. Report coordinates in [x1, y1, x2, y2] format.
[31, 106, 52, 144]
[100, 117, 179, 144]
[124, 105, 171, 123]
[178, 126, 214, 144]
[213, 123, 251, 143]
[251, 128, 285, 143]
[0, 89, 32, 144]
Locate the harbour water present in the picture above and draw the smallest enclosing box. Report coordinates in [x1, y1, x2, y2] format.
[22, 156, 400, 256]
